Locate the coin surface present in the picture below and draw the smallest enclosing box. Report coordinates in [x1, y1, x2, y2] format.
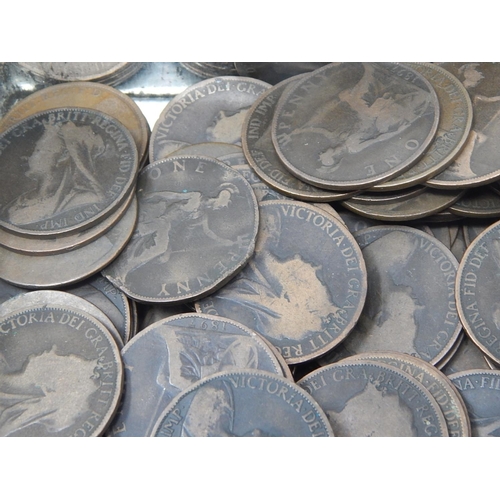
[235, 62, 328, 85]
[297, 359, 449, 436]
[456, 219, 500, 364]
[107, 313, 287, 437]
[149, 76, 271, 161]
[0, 81, 150, 164]
[0, 196, 137, 288]
[371, 62, 473, 191]
[152, 369, 334, 437]
[242, 74, 355, 201]
[272, 62, 440, 191]
[196, 200, 367, 364]
[342, 351, 471, 437]
[428, 63, 500, 189]
[338, 226, 462, 365]
[448, 370, 500, 437]
[0, 107, 138, 237]
[448, 186, 500, 218]
[103, 155, 259, 303]
[0, 304, 123, 436]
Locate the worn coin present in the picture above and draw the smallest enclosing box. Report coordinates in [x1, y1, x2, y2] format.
[242, 74, 355, 201]
[107, 313, 288, 437]
[235, 62, 328, 85]
[448, 186, 500, 218]
[66, 274, 133, 346]
[338, 226, 462, 365]
[342, 351, 471, 437]
[0, 107, 138, 237]
[0, 304, 123, 436]
[371, 62, 473, 191]
[196, 200, 367, 364]
[342, 187, 464, 221]
[152, 369, 333, 437]
[463, 219, 496, 247]
[103, 155, 259, 303]
[149, 76, 271, 161]
[428, 63, 500, 189]
[449, 370, 500, 437]
[0, 81, 150, 165]
[0, 196, 137, 288]
[0, 188, 134, 255]
[272, 62, 439, 191]
[297, 359, 449, 436]
[456, 219, 500, 364]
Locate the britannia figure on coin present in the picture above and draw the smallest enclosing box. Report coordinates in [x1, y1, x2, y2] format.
[0, 347, 100, 436]
[290, 63, 434, 173]
[108, 183, 242, 280]
[3, 121, 107, 226]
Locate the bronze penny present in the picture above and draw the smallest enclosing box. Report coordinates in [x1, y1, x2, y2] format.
[272, 62, 440, 191]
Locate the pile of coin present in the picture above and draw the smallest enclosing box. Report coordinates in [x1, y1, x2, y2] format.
[2, 62, 500, 437]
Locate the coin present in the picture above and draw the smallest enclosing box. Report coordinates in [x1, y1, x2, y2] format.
[242, 74, 356, 202]
[0, 289, 123, 348]
[456, 219, 500, 364]
[448, 186, 500, 218]
[103, 155, 259, 303]
[272, 62, 440, 191]
[235, 62, 328, 85]
[151, 369, 334, 437]
[149, 76, 271, 161]
[0, 304, 123, 436]
[196, 200, 367, 364]
[0, 81, 150, 165]
[107, 313, 288, 437]
[428, 63, 500, 189]
[463, 219, 495, 246]
[0, 195, 137, 288]
[342, 351, 471, 437]
[448, 370, 500, 437]
[0, 107, 138, 237]
[341, 187, 464, 221]
[0, 188, 134, 255]
[297, 359, 449, 436]
[338, 226, 462, 365]
[66, 275, 133, 346]
[371, 62, 473, 191]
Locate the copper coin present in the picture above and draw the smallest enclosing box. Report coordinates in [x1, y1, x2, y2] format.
[272, 62, 440, 191]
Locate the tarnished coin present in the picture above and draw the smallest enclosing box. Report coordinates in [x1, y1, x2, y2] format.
[0, 305, 123, 436]
[67, 275, 133, 346]
[0, 289, 123, 348]
[0, 107, 138, 237]
[235, 62, 328, 85]
[448, 186, 500, 218]
[196, 200, 367, 364]
[107, 313, 288, 437]
[449, 370, 500, 437]
[0, 82, 150, 165]
[341, 187, 464, 221]
[152, 369, 333, 437]
[338, 226, 462, 365]
[242, 74, 355, 201]
[426, 221, 467, 263]
[17, 62, 142, 86]
[428, 63, 500, 189]
[371, 62, 473, 191]
[0, 196, 137, 288]
[343, 351, 471, 437]
[173, 142, 242, 158]
[272, 62, 439, 191]
[441, 332, 496, 376]
[149, 76, 271, 161]
[297, 359, 449, 436]
[0, 278, 27, 305]
[103, 155, 259, 303]
[463, 220, 495, 247]
[456, 219, 500, 364]
[0, 188, 134, 255]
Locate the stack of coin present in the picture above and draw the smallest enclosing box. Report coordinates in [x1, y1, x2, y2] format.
[0, 105, 140, 288]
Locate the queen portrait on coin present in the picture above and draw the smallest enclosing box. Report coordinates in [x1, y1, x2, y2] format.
[3, 121, 107, 226]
